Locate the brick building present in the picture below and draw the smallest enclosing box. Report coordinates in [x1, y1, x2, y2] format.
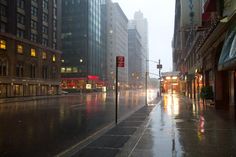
[0, 0, 61, 98]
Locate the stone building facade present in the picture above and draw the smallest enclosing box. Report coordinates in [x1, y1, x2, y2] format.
[0, 0, 61, 98]
[173, 0, 236, 109]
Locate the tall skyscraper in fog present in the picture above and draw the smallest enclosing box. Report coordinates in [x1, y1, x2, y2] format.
[128, 25, 143, 88]
[131, 11, 149, 74]
[103, 0, 128, 89]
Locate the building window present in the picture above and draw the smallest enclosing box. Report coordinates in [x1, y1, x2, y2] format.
[30, 33, 37, 42]
[0, 5, 6, 17]
[53, 19, 57, 29]
[16, 63, 24, 77]
[42, 13, 48, 22]
[53, 7, 57, 18]
[52, 54, 56, 62]
[43, 0, 48, 10]
[31, 48, 36, 57]
[31, 20, 37, 30]
[0, 60, 7, 76]
[42, 38, 48, 46]
[42, 25, 48, 34]
[17, 0, 24, 9]
[30, 64, 36, 78]
[42, 66, 48, 79]
[17, 29, 24, 38]
[0, 22, 6, 32]
[72, 67, 78, 72]
[53, 0, 57, 6]
[61, 67, 65, 73]
[53, 32, 56, 40]
[17, 44, 23, 54]
[53, 42, 56, 49]
[42, 51, 47, 59]
[31, 6, 37, 17]
[51, 66, 57, 79]
[0, 39, 6, 50]
[17, 13, 25, 25]
[66, 67, 72, 73]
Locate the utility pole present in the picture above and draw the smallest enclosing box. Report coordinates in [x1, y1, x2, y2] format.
[157, 59, 162, 97]
[145, 60, 148, 105]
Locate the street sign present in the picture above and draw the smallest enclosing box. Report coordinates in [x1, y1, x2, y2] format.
[115, 56, 125, 124]
[157, 64, 162, 69]
[116, 56, 125, 67]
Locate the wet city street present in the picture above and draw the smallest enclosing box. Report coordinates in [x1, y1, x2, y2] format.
[1, 91, 236, 157]
[0, 90, 148, 157]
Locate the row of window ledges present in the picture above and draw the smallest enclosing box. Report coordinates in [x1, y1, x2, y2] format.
[14, 64, 59, 79]
[0, 61, 59, 79]
[16, 0, 58, 11]
[0, 39, 58, 62]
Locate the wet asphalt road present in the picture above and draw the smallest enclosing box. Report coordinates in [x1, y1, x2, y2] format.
[0, 90, 153, 157]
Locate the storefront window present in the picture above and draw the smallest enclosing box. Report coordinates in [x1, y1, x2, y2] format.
[66, 67, 72, 73]
[61, 67, 65, 73]
[13, 84, 23, 96]
[29, 85, 37, 96]
[41, 85, 48, 95]
[72, 67, 78, 72]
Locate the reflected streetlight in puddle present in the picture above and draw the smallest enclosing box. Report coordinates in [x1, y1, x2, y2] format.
[164, 94, 179, 116]
[197, 115, 205, 141]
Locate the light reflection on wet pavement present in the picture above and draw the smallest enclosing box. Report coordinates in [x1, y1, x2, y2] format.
[125, 93, 236, 157]
[0, 90, 148, 157]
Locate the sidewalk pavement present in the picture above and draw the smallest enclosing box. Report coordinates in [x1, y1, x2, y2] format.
[64, 94, 236, 157]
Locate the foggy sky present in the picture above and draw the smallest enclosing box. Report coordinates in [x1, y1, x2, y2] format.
[113, 0, 175, 75]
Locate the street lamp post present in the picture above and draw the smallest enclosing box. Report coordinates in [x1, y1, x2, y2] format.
[157, 59, 162, 96]
[145, 59, 163, 105]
